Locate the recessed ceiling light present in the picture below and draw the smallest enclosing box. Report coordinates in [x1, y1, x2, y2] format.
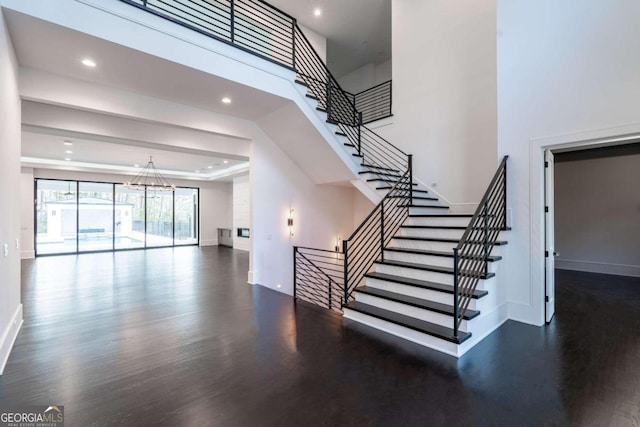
[64, 157, 72, 161]
[195, 170, 201, 173]
[133, 164, 139, 168]
[81, 58, 97, 68]
[314, 8, 322, 17]
[65, 150, 73, 154]
[223, 160, 229, 164]
[63, 140, 73, 146]
[221, 97, 231, 104]
[208, 166, 213, 169]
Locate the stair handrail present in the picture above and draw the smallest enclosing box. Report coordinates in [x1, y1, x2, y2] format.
[452, 155, 509, 339]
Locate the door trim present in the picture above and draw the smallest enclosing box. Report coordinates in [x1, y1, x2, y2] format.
[528, 122, 640, 325]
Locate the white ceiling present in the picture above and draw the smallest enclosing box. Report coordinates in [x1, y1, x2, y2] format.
[5, 11, 282, 181]
[269, 0, 392, 77]
[22, 131, 247, 177]
[5, 10, 290, 121]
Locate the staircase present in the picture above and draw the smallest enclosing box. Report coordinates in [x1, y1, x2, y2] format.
[118, 0, 510, 357]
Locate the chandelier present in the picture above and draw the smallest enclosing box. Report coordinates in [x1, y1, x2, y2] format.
[124, 156, 175, 191]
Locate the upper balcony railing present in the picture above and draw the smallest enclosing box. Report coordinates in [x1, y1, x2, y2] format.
[122, 0, 297, 69]
[346, 80, 392, 125]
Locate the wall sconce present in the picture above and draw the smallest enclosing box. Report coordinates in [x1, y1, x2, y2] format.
[288, 209, 294, 236]
[335, 237, 342, 253]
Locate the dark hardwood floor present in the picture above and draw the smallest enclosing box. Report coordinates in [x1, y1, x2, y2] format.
[1, 248, 639, 426]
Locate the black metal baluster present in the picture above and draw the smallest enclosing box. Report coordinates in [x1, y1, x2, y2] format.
[293, 247, 297, 302]
[328, 278, 332, 309]
[453, 248, 460, 340]
[408, 154, 413, 206]
[380, 202, 385, 261]
[483, 200, 489, 276]
[230, 0, 235, 43]
[326, 77, 332, 122]
[343, 240, 349, 305]
[291, 19, 296, 69]
[357, 112, 363, 156]
[503, 163, 508, 229]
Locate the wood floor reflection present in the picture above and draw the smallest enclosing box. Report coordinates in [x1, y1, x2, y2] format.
[1, 248, 639, 426]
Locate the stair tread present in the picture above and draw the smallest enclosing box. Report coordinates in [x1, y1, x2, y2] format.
[368, 178, 418, 185]
[384, 247, 502, 262]
[390, 195, 438, 201]
[305, 94, 319, 101]
[392, 236, 509, 245]
[294, 79, 308, 87]
[336, 131, 347, 137]
[362, 164, 401, 173]
[378, 187, 430, 195]
[401, 225, 465, 230]
[364, 272, 488, 299]
[355, 286, 480, 320]
[409, 214, 473, 217]
[400, 204, 449, 209]
[375, 259, 495, 279]
[359, 170, 402, 178]
[346, 301, 471, 344]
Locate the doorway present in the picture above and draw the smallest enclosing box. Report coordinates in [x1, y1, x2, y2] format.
[542, 142, 640, 322]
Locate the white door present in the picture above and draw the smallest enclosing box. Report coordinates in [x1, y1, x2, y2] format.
[544, 149, 556, 322]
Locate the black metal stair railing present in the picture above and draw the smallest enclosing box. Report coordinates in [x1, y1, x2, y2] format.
[292, 25, 359, 127]
[120, 0, 297, 69]
[293, 247, 344, 311]
[118, 0, 413, 313]
[342, 169, 412, 303]
[337, 123, 409, 173]
[452, 156, 508, 340]
[348, 80, 392, 125]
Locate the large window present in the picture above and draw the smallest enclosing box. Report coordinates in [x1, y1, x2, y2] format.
[35, 179, 199, 256]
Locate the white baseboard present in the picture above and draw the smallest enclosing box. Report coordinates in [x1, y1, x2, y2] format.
[556, 259, 640, 278]
[199, 239, 218, 247]
[21, 250, 35, 260]
[0, 304, 23, 375]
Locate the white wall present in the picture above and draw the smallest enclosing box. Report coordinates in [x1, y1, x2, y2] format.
[0, 9, 23, 375]
[232, 175, 251, 251]
[385, 0, 497, 208]
[25, 169, 232, 249]
[20, 168, 34, 259]
[299, 24, 326, 64]
[250, 128, 359, 293]
[497, 0, 640, 324]
[555, 153, 640, 277]
[337, 60, 391, 95]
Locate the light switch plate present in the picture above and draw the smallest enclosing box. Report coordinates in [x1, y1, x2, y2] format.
[3, 244, 8, 257]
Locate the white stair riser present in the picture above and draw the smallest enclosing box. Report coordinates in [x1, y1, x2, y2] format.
[408, 200, 445, 208]
[373, 263, 495, 291]
[365, 277, 454, 304]
[404, 217, 472, 227]
[408, 206, 451, 215]
[374, 263, 455, 285]
[389, 239, 461, 252]
[354, 292, 469, 331]
[343, 309, 461, 356]
[361, 172, 403, 181]
[397, 228, 464, 239]
[365, 277, 496, 312]
[389, 239, 504, 257]
[383, 251, 499, 273]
